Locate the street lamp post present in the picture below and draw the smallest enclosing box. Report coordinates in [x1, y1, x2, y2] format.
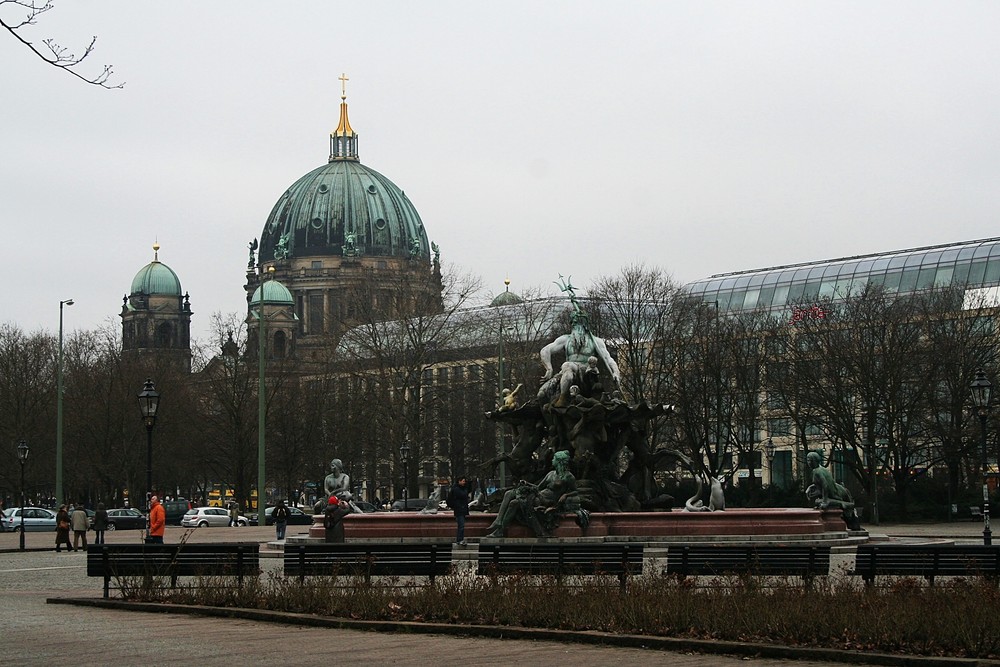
[496, 278, 510, 489]
[254, 266, 275, 516]
[56, 298, 74, 504]
[137, 378, 161, 534]
[17, 440, 28, 551]
[872, 439, 886, 525]
[971, 370, 993, 546]
[764, 437, 776, 504]
[400, 441, 410, 508]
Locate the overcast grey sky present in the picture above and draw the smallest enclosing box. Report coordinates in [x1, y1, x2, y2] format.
[3, 1, 1000, 345]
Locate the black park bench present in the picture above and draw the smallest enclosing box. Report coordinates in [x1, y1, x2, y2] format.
[853, 543, 1000, 585]
[86, 542, 260, 599]
[664, 544, 831, 585]
[477, 543, 644, 590]
[283, 542, 453, 583]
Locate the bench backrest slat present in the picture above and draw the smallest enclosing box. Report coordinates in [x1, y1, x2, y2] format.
[476, 544, 643, 576]
[666, 545, 831, 578]
[854, 544, 1000, 582]
[283, 543, 454, 580]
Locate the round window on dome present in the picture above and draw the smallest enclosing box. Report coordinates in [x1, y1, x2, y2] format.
[311, 217, 324, 229]
[375, 218, 386, 230]
[318, 184, 329, 194]
[367, 185, 377, 195]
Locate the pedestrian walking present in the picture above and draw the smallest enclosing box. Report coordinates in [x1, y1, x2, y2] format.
[446, 476, 470, 545]
[92, 502, 108, 545]
[70, 503, 89, 550]
[229, 502, 239, 527]
[273, 499, 289, 540]
[323, 496, 349, 543]
[55, 505, 73, 552]
[147, 495, 165, 544]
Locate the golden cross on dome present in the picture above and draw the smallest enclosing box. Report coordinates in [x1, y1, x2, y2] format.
[339, 72, 349, 100]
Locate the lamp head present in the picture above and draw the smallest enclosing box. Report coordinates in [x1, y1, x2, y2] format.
[971, 370, 993, 413]
[137, 378, 161, 426]
[17, 440, 28, 464]
[764, 437, 776, 461]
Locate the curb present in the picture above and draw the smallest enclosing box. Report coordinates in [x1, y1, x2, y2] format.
[46, 597, 1000, 667]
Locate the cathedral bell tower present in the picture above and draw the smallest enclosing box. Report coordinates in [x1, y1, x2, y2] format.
[121, 243, 193, 372]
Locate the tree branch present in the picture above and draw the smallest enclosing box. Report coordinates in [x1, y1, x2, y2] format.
[1, 0, 123, 89]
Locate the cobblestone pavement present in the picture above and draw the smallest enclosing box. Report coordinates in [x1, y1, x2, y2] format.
[0, 521, 988, 666]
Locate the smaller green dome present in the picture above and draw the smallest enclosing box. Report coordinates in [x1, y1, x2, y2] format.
[490, 290, 523, 307]
[251, 279, 294, 306]
[131, 261, 182, 296]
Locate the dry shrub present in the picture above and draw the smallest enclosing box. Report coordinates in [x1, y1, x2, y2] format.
[127, 569, 1000, 659]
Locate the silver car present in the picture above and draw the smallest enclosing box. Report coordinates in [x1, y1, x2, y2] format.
[1, 507, 57, 532]
[181, 506, 248, 528]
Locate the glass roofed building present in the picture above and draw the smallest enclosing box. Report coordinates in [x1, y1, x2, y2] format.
[682, 237, 1000, 314]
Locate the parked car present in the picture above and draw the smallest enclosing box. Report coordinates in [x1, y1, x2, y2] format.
[1, 507, 57, 532]
[104, 507, 147, 531]
[390, 498, 429, 512]
[161, 498, 192, 525]
[353, 501, 379, 513]
[249, 505, 315, 526]
[181, 506, 248, 528]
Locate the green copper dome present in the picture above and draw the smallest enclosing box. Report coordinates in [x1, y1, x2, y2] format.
[258, 95, 429, 264]
[250, 279, 294, 306]
[130, 245, 182, 296]
[259, 160, 429, 263]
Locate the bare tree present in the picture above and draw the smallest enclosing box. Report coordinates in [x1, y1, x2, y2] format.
[666, 298, 734, 479]
[772, 285, 936, 519]
[334, 265, 481, 500]
[717, 309, 773, 499]
[918, 285, 1000, 503]
[0, 324, 55, 503]
[1, 0, 122, 88]
[192, 312, 298, 511]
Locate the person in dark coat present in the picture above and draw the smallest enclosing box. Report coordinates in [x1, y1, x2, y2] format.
[447, 476, 470, 546]
[273, 499, 289, 540]
[92, 502, 108, 545]
[323, 496, 350, 543]
[55, 505, 73, 552]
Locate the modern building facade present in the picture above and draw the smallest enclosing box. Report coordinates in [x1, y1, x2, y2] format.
[683, 237, 1000, 315]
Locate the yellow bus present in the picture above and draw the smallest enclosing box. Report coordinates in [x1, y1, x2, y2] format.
[207, 485, 258, 510]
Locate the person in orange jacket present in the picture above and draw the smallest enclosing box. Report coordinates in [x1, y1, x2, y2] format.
[147, 495, 166, 544]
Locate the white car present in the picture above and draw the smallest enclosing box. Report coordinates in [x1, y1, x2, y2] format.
[181, 506, 248, 528]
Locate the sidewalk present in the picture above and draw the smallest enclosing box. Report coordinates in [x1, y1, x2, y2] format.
[2, 522, 997, 666]
[0, 546, 856, 667]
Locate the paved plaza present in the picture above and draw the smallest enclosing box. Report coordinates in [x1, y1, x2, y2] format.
[0, 521, 993, 666]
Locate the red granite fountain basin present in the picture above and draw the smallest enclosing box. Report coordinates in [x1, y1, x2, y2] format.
[307, 508, 849, 540]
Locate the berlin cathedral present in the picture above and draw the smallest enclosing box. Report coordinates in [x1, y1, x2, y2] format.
[120, 82, 445, 373]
